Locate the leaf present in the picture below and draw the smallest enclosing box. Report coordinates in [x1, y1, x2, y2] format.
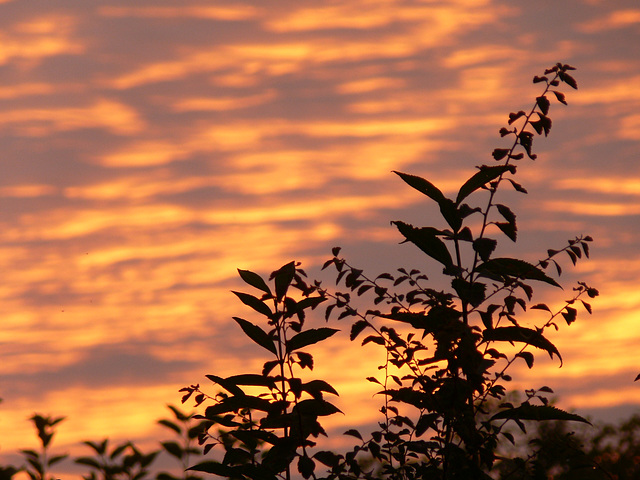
[287, 328, 339, 352]
[226, 374, 276, 388]
[492, 148, 509, 160]
[635, 374, 640, 382]
[536, 95, 550, 115]
[237, 269, 272, 296]
[559, 71, 578, 89]
[157, 419, 181, 435]
[294, 398, 342, 416]
[167, 404, 190, 422]
[392, 221, 453, 268]
[531, 114, 552, 136]
[483, 326, 562, 365]
[296, 352, 314, 370]
[552, 90, 567, 105]
[438, 198, 462, 231]
[232, 291, 273, 318]
[508, 111, 526, 125]
[393, 171, 445, 204]
[415, 413, 438, 437]
[516, 352, 534, 369]
[205, 395, 272, 416]
[495, 223, 517, 242]
[161, 441, 183, 460]
[344, 429, 363, 440]
[273, 261, 296, 301]
[314, 451, 341, 468]
[303, 380, 339, 399]
[473, 237, 497, 262]
[262, 359, 279, 376]
[362, 335, 385, 346]
[452, 278, 486, 307]
[561, 306, 577, 325]
[490, 404, 590, 424]
[47, 455, 68, 467]
[350, 320, 368, 340]
[476, 258, 561, 288]
[393, 172, 461, 230]
[75, 457, 101, 469]
[456, 165, 514, 205]
[298, 456, 316, 479]
[233, 317, 277, 355]
[506, 178, 528, 193]
[496, 204, 516, 224]
[531, 303, 551, 312]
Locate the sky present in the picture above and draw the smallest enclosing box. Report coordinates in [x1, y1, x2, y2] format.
[1, 0, 639, 475]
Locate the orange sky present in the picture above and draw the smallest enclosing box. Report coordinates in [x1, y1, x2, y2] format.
[1, 0, 639, 477]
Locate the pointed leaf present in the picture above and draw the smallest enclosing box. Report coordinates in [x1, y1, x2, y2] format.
[161, 441, 183, 460]
[232, 291, 273, 318]
[237, 269, 272, 296]
[516, 352, 534, 369]
[157, 419, 181, 435]
[287, 328, 339, 352]
[303, 380, 339, 399]
[205, 395, 272, 416]
[552, 90, 567, 105]
[344, 429, 363, 440]
[491, 404, 590, 424]
[350, 320, 368, 340]
[273, 261, 296, 300]
[506, 178, 528, 193]
[476, 258, 561, 288]
[496, 204, 516, 224]
[47, 454, 68, 467]
[495, 222, 517, 242]
[483, 326, 562, 365]
[531, 303, 551, 312]
[456, 165, 515, 205]
[293, 398, 342, 416]
[233, 317, 276, 355]
[392, 221, 453, 268]
[393, 171, 445, 204]
[226, 374, 277, 388]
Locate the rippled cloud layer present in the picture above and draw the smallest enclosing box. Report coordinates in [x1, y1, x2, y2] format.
[0, 0, 639, 466]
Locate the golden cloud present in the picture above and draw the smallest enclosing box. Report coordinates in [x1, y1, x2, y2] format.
[0, 99, 144, 136]
[0, 184, 57, 198]
[577, 9, 640, 32]
[171, 90, 277, 112]
[98, 5, 259, 21]
[0, 83, 54, 99]
[544, 201, 640, 216]
[0, 14, 84, 66]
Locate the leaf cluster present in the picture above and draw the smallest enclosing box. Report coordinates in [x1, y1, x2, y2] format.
[181, 262, 338, 480]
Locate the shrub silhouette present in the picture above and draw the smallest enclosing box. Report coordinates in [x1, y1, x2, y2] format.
[181, 63, 602, 480]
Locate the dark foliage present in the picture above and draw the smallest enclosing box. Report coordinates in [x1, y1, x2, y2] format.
[180, 64, 610, 480]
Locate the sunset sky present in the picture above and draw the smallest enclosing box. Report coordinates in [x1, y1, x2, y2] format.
[1, 0, 640, 475]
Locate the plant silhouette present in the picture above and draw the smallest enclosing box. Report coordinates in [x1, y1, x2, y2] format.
[181, 63, 601, 480]
[21, 414, 68, 480]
